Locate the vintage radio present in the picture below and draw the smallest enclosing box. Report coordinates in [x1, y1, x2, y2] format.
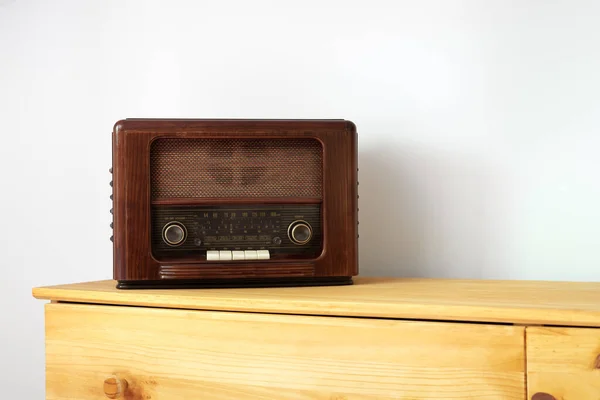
[110, 119, 359, 289]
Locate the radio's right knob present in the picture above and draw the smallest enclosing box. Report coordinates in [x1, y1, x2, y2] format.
[288, 221, 313, 245]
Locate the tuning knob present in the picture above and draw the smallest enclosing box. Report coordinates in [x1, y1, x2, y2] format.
[288, 221, 313, 245]
[162, 222, 187, 246]
[103, 376, 128, 399]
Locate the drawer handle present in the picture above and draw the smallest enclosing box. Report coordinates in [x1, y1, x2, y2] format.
[103, 376, 128, 399]
[532, 393, 556, 400]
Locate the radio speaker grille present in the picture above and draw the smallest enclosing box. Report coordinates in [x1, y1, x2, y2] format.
[150, 138, 323, 200]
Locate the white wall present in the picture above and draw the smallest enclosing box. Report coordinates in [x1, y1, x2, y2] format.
[1, 0, 599, 397]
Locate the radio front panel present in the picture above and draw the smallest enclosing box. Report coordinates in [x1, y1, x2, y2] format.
[151, 204, 322, 261]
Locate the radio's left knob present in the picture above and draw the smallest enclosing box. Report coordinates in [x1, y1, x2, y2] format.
[162, 222, 187, 246]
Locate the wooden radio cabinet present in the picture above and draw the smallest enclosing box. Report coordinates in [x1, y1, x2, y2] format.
[33, 277, 600, 399]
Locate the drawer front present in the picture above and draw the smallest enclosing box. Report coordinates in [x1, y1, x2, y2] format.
[527, 326, 600, 400]
[45, 303, 525, 399]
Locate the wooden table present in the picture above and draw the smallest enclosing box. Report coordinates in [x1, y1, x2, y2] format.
[33, 276, 600, 399]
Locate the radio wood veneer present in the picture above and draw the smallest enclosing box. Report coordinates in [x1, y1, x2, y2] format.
[110, 119, 358, 289]
[33, 277, 600, 399]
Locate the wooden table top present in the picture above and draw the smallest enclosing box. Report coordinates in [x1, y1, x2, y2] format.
[32, 276, 600, 327]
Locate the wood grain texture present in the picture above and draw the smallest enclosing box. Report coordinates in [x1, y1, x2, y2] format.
[111, 118, 358, 284]
[44, 302, 525, 399]
[526, 326, 600, 400]
[103, 376, 128, 399]
[33, 276, 600, 327]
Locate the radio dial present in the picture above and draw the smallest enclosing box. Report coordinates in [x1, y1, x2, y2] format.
[288, 221, 313, 245]
[162, 222, 187, 246]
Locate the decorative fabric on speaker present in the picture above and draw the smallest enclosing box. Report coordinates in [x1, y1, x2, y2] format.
[150, 138, 323, 200]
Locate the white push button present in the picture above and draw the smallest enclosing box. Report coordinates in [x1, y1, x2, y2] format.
[206, 250, 219, 261]
[232, 250, 245, 260]
[244, 250, 258, 260]
[257, 250, 270, 260]
[219, 250, 232, 261]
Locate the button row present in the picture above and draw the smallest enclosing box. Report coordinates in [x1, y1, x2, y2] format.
[206, 250, 270, 261]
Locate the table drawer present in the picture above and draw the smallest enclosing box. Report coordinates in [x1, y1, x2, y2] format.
[527, 326, 600, 400]
[45, 303, 525, 399]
